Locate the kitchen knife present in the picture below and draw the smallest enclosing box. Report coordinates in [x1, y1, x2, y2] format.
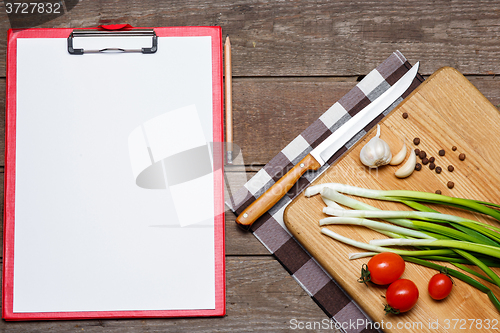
[236, 62, 420, 228]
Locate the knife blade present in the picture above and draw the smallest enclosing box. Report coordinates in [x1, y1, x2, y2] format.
[236, 62, 420, 228]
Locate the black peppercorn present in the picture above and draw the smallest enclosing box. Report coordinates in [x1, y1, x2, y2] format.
[419, 151, 427, 159]
[413, 138, 420, 145]
[429, 156, 435, 163]
[436, 166, 442, 174]
[435, 190, 442, 194]
[448, 165, 454, 172]
[447, 181, 455, 189]
[459, 153, 466, 161]
[422, 158, 429, 165]
[402, 112, 408, 119]
[415, 163, 422, 171]
[429, 162, 436, 170]
[439, 149, 445, 156]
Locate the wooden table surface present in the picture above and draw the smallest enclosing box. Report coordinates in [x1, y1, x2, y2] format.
[1, 1, 500, 332]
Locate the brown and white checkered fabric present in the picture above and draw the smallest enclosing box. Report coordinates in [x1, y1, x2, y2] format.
[227, 51, 424, 332]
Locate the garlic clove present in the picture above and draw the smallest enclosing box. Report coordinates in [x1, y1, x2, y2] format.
[395, 148, 417, 178]
[359, 125, 392, 168]
[389, 143, 407, 165]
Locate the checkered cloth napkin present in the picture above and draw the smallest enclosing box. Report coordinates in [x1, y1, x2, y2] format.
[227, 51, 424, 332]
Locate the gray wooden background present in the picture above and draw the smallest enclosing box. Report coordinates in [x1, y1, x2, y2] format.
[1, 1, 500, 332]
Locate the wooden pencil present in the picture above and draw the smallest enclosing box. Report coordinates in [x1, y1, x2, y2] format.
[224, 35, 233, 164]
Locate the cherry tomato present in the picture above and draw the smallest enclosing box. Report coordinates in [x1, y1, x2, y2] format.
[428, 273, 453, 300]
[385, 279, 419, 314]
[359, 252, 405, 285]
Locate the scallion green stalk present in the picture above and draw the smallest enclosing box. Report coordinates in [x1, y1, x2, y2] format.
[323, 207, 500, 243]
[307, 183, 500, 222]
[368, 238, 500, 260]
[310, 183, 500, 313]
[319, 217, 435, 239]
[321, 228, 456, 257]
[402, 257, 500, 313]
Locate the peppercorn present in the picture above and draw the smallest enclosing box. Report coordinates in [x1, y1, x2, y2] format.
[436, 166, 442, 174]
[435, 190, 442, 194]
[439, 149, 445, 156]
[415, 163, 422, 171]
[402, 112, 408, 119]
[419, 151, 427, 159]
[429, 156, 435, 163]
[422, 158, 429, 165]
[448, 165, 454, 172]
[447, 181, 455, 189]
[452, 146, 457, 151]
[413, 138, 420, 145]
[459, 153, 466, 161]
[415, 148, 420, 155]
[429, 162, 436, 170]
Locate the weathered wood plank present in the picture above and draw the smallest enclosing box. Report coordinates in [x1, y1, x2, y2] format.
[226, 210, 270, 255]
[231, 76, 500, 164]
[2, 75, 500, 166]
[232, 78, 357, 165]
[0, 257, 334, 333]
[2, 1, 500, 76]
[2, 76, 500, 168]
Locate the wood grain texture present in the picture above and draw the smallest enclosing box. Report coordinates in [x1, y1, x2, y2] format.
[2, 2, 500, 329]
[3, 1, 500, 76]
[231, 76, 500, 165]
[1, 76, 499, 167]
[226, 211, 270, 255]
[0, 257, 334, 333]
[284, 68, 500, 332]
[232, 78, 358, 165]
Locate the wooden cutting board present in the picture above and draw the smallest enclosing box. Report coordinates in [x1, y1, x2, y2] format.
[284, 67, 500, 332]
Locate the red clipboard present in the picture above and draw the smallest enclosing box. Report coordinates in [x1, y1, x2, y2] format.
[3, 26, 225, 320]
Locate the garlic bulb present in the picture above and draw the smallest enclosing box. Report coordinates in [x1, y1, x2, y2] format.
[359, 125, 392, 168]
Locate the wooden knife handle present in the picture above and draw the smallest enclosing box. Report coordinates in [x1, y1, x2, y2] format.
[236, 154, 321, 229]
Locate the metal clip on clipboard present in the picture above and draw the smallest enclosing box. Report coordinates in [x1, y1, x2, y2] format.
[67, 29, 158, 54]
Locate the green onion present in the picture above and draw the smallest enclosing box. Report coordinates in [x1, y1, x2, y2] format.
[306, 182, 500, 222]
[368, 238, 500, 260]
[323, 207, 500, 234]
[320, 217, 435, 239]
[324, 206, 500, 244]
[308, 183, 500, 313]
[403, 257, 500, 313]
[451, 262, 496, 284]
[402, 200, 500, 247]
[321, 228, 456, 257]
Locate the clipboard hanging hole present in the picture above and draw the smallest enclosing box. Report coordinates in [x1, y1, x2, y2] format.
[67, 29, 158, 55]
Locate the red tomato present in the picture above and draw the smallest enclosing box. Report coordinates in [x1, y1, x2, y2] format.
[428, 273, 453, 300]
[361, 252, 405, 285]
[385, 279, 419, 313]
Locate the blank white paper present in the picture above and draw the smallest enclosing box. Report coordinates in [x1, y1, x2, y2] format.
[128, 105, 215, 227]
[13, 36, 216, 312]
